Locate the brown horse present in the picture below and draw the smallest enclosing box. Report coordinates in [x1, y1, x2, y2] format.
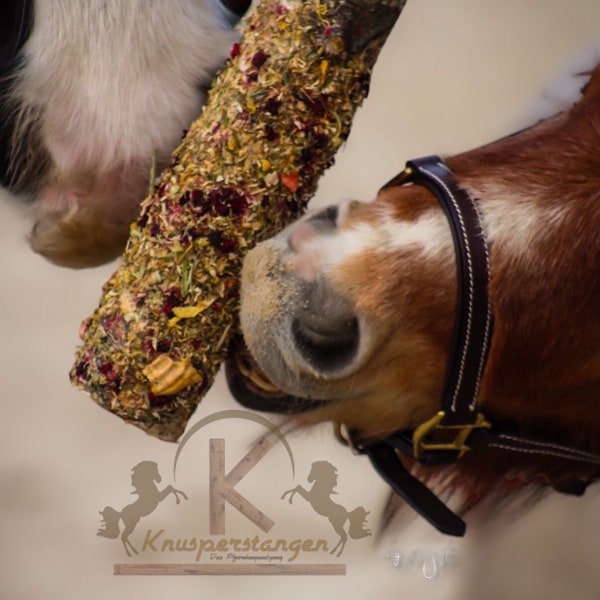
[240, 61, 600, 523]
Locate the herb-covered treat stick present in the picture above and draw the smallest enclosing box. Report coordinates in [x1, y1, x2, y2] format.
[70, 0, 407, 442]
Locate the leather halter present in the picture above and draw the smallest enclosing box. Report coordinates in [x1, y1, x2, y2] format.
[382, 156, 494, 431]
[337, 156, 600, 536]
[229, 155, 600, 537]
[347, 155, 495, 536]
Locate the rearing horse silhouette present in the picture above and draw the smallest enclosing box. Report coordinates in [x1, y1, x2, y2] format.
[282, 461, 371, 557]
[97, 460, 187, 556]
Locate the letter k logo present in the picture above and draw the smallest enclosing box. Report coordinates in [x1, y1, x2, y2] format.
[210, 438, 275, 534]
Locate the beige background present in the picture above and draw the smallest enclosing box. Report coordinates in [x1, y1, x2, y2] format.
[2, 1, 600, 598]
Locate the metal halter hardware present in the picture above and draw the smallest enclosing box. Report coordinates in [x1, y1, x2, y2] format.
[412, 410, 491, 461]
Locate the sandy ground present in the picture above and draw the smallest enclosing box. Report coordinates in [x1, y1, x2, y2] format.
[1, 1, 600, 599]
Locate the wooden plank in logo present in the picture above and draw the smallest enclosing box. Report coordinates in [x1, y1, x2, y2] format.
[114, 563, 346, 576]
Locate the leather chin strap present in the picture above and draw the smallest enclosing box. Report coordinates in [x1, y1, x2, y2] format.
[228, 155, 600, 537]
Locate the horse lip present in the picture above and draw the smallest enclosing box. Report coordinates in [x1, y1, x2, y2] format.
[224, 352, 326, 414]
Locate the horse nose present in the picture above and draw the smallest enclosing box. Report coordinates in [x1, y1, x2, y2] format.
[288, 205, 339, 253]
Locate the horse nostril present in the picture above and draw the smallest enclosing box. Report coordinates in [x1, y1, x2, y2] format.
[307, 205, 339, 230]
[291, 313, 359, 374]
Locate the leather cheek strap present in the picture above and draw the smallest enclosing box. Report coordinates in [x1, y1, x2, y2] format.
[403, 156, 493, 427]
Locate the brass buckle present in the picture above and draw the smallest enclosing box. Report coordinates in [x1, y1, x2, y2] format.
[413, 411, 491, 460]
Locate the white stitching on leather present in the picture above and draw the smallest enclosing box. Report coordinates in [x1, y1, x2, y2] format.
[421, 162, 474, 413]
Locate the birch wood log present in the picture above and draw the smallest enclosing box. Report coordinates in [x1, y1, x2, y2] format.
[70, 0, 407, 442]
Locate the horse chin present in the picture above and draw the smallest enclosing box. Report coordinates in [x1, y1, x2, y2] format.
[240, 236, 375, 400]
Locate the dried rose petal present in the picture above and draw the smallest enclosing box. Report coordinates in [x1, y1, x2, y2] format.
[264, 98, 282, 115]
[251, 50, 269, 68]
[230, 42, 241, 59]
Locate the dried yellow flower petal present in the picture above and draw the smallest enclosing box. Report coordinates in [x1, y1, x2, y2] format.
[320, 59, 329, 82]
[168, 301, 215, 327]
[172, 306, 203, 318]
